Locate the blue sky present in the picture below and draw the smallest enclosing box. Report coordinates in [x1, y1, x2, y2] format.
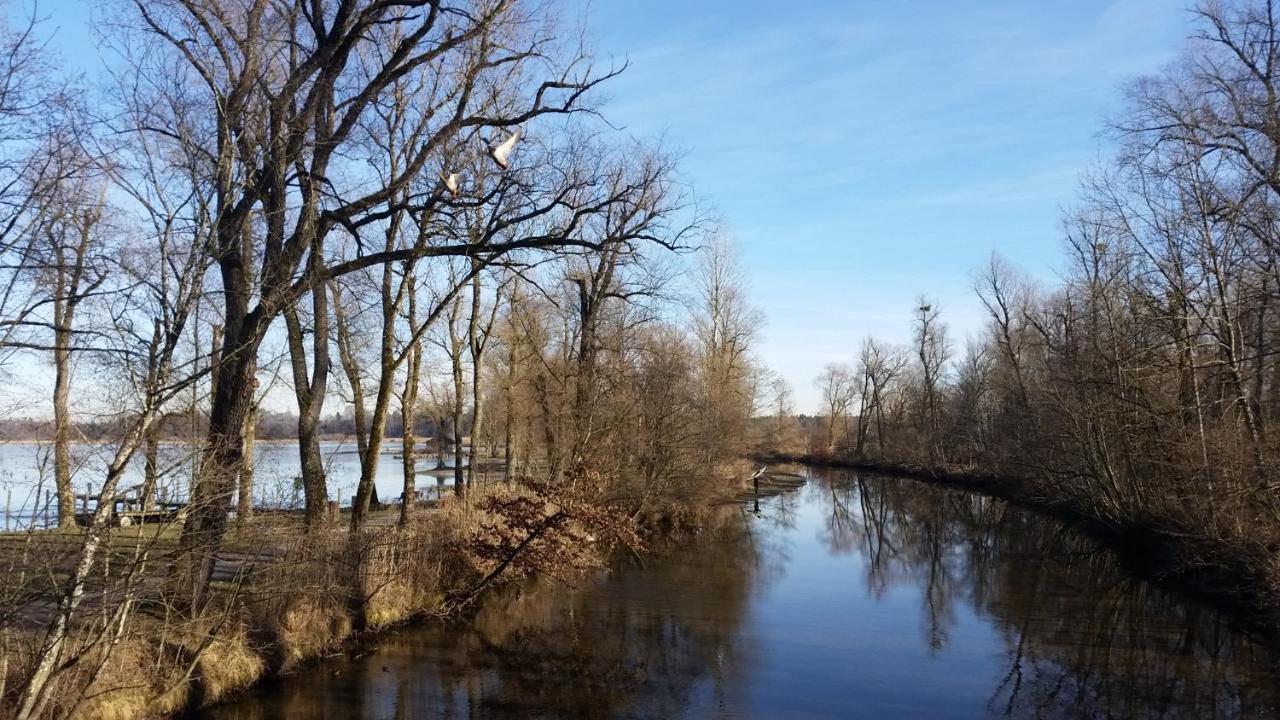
[574, 0, 1191, 410]
[38, 0, 1193, 413]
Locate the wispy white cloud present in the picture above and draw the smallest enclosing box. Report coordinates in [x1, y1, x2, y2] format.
[578, 0, 1190, 411]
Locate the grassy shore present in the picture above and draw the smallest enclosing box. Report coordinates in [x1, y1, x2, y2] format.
[2, 493, 567, 718]
[2, 505, 456, 718]
[1, 464, 765, 719]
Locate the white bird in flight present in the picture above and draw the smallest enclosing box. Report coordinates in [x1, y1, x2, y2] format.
[486, 129, 521, 169]
[441, 172, 461, 197]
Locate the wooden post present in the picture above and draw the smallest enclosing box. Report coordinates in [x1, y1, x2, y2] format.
[328, 500, 339, 525]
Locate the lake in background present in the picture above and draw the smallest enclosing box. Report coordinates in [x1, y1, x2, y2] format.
[0, 440, 464, 528]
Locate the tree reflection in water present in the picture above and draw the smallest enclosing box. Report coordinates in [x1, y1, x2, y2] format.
[202, 470, 1280, 719]
[200, 506, 778, 720]
[814, 469, 1280, 719]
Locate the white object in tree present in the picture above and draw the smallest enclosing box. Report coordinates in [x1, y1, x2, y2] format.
[486, 130, 520, 169]
[441, 172, 461, 197]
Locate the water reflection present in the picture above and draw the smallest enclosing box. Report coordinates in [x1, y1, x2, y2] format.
[200, 470, 1280, 719]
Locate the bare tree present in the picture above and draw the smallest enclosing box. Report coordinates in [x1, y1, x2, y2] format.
[114, 0, 643, 601]
[0, 8, 62, 377]
[11, 138, 110, 525]
[692, 233, 763, 466]
[854, 338, 908, 455]
[399, 265, 423, 524]
[769, 376, 793, 434]
[815, 362, 856, 451]
[913, 297, 950, 460]
[284, 255, 332, 528]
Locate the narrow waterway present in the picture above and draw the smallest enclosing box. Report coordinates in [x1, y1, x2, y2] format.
[199, 468, 1280, 719]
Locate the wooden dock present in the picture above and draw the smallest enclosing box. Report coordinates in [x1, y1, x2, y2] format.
[73, 484, 188, 527]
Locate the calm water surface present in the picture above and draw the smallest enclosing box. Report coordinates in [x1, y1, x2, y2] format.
[199, 468, 1280, 719]
[0, 440, 458, 527]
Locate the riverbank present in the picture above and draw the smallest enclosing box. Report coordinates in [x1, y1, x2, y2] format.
[4, 508, 468, 718]
[3, 465, 762, 719]
[759, 452, 1280, 646]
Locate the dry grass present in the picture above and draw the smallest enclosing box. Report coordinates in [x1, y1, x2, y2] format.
[20, 636, 187, 720]
[363, 579, 417, 629]
[265, 596, 351, 671]
[194, 634, 265, 701]
[1, 469, 707, 719]
[70, 640, 166, 720]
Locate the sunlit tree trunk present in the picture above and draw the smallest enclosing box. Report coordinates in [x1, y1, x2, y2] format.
[400, 273, 421, 525]
[237, 403, 257, 529]
[285, 275, 331, 528]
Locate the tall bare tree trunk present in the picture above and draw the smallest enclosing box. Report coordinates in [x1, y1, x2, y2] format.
[142, 425, 160, 510]
[140, 320, 164, 512]
[353, 368, 395, 526]
[400, 275, 421, 525]
[52, 319, 74, 526]
[503, 400, 515, 483]
[467, 271, 485, 488]
[177, 246, 264, 607]
[536, 373, 561, 482]
[179, 336, 260, 606]
[237, 403, 256, 528]
[448, 297, 467, 497]
[342, 244, 404, 528]
[49, 209, 100, 526]
[286, 275, 331, 528]
[465, 267, 506, 488]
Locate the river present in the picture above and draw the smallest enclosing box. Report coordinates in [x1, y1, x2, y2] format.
[196, 467, 1280, 719]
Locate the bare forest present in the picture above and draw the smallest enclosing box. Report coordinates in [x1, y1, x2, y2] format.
[0, 1, 768, 717]
[10, 0, 1280, 718]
